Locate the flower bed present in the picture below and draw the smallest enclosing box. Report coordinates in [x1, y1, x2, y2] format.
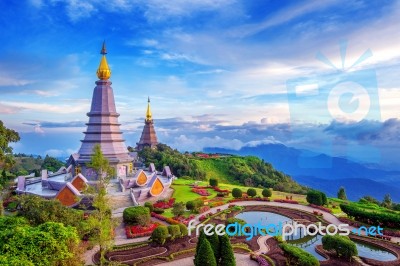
[151, 212, 180, 225]
[273, 199, 299, 204]
[229, 198, 271, 203]
[173, 215, 195, 225]
[125, 223, 159, 238]
[199, 206, 210, 213]
[309, 204, 332, 213]
[153, 198, 175, 209]
[213, 187, 230, 193]
[191, 188, 210, 196]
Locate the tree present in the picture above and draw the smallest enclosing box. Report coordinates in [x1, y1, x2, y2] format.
[206, 230, 220, 263]
[247, 188, 257, 197]
[0, 200, 3, 216]
[123, 206, 150, 226]
[151, 226, 169, 245]
[232, 188, 242, 198]
[322, 235, 357, 261]
[41, 155, 64, 173]
[0, 121, 20, 169]
[337, 187, 347, 200]
[382, 194, 392, 209]
[0, 217, 82, 266]
[168, 224, 181, 240]
[172, 202, 185, 217]
[85, 144, 115, 266]
[360, 195, 380, 205]
[262, 188, 272, 197]
[219, 234, 235, 266]
[209, 178, 218, 187]
[194, 236, 217, 266]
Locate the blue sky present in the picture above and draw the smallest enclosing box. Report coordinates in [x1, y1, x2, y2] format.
[0, 0, 399, 169]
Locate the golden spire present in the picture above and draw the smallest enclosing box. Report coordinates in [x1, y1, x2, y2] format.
[146, 97, 152, 121]
[96, 41, 111, 80]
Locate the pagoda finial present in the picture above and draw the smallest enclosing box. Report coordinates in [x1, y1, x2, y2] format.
[96, 41, 111, 80]
[146, 97, 152, 122]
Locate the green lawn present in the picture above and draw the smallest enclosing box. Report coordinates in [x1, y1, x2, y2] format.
[171, 178, 307, 204]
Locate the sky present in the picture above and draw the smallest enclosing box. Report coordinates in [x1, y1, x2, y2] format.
[0, 0, 399, 170]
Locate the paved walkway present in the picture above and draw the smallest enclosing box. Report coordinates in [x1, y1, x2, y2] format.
[256, 235, 272, 254]
[159, 253, 258, 266]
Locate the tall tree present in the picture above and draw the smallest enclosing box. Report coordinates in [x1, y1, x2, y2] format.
[219, 234, 235, 266]
[382, 194, 393, 209]
[194, 237, 217, 266]
[86, 144, 115, 266]
[337, 187, 347, 200]
[0, 121, 20, 169]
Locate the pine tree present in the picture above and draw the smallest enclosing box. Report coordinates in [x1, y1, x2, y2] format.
[194, 238, 217, 266]
[382, 194, 392, 209]
[206, 231, 220, 263]
[219, 234, 235, 266]
[194, 230, 206, 265]
[337, 187, 347, 200]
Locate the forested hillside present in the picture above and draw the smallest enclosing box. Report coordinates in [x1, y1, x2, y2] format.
[139, 144, 308, 194]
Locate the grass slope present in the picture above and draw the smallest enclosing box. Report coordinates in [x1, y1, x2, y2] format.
[194, 159, 235, 184]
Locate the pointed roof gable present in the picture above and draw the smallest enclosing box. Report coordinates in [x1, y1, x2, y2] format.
[162, 166, 172, 177]
[147, 173, 165, 197]
[149, 163, 156, 173]
[55, 182, 81, 207]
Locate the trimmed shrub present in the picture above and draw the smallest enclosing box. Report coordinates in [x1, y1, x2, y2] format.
[167, 224, 181, 240]
[262, 188, 272, 198]
[178, 223, 188, 236]
[153, 207, 165, 214]
[247, 188, 257, 198]
[322, 235, 357, 261]
[144, 202, 154, 212]
[151, 226, 169, 245]
[186, 200, 195, 211]
[209, 178, 218, 187]
[306, 190, 327, 206]
[123, 206, 150, 226]
[280, 243, 319, 266]
[232, 188, 242, 199]
[172, 202, 186, 217]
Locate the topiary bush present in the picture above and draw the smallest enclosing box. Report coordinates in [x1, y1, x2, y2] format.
[247, 188, 257, 198]
[232, 188, 242, 199]
[144, 202, 154, 212]
[209, 178, 218, 187]
[306, 190, 327, 206]
[178, 223, 188, 236]
[280, 243, 319, 266]
[322, 235, 357, 261]
[153, 207, 165, 214]
[123, 206, 150, 226]
[151, 226, 169, 245]
[262, 188, 272, 198]
[167, 224, 181, 240]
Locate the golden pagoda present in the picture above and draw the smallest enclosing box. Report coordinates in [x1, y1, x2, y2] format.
[96, 41, 111, 80]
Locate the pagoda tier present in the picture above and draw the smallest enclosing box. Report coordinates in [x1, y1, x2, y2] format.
[77, 80, 132, 164]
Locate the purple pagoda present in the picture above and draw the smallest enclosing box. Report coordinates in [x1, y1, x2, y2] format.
[136, 97, 158, 151]
[67, 42, 133, 179]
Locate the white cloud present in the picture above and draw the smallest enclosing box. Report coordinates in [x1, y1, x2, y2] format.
[0, 101, 89, 114]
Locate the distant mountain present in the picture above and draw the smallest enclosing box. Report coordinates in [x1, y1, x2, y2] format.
[204, 144, 400, 202]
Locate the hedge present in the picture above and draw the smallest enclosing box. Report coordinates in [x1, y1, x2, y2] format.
[340, 203, 400, 228]
[279, 243, 319, 266]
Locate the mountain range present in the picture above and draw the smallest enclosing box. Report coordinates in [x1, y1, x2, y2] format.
[204, 144, 400, 202]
